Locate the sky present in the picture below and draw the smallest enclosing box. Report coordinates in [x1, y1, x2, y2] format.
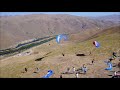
[0, 12, 119, 17]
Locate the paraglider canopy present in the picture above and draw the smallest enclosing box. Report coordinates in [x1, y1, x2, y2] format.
[48, 70, 53, 73]
[104, 62, 112, 70]
[93, 41, 100, 48]
[42, 70, 54, 78]
[56, 34, 68, 44]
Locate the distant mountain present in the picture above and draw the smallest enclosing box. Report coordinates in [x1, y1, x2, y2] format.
[91, 14, 120, 24]
[0, 14, 119, 49]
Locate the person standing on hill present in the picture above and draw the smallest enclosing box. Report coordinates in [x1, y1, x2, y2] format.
[72, 67, 76, 73]
[83, 64, 85, 68]
[60, 74, 62, 78]
[75, 73, 79, 78]
[82, 64, 87, 74]
[109, 58, 113, 62]
[25, 68, 27, 72]
[84, 67, 87, 74]
[67, 67, 70, 73]
[112, 52, 117, 60]
[92, 59, 95, 65]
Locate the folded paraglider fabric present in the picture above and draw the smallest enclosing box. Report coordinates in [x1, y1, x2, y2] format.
[105, 62, 112, 70]
[42, 70, 54, 78]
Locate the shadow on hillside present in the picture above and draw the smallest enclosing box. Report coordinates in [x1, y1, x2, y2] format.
[35, 57, 45, 61]
[35, 52, 52, 61]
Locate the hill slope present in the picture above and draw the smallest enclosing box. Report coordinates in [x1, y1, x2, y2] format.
[0, 14, 119, 49]
[0, 26, 120, 78]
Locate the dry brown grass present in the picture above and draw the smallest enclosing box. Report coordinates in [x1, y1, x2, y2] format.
[0, 26, 120, 78]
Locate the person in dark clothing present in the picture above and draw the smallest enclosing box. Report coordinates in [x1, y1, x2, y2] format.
[92, 59, 95, 64]
[112, 52, 117, 59]
[62, 53, 64, 56]
[67, 67, 70, 71]
[113, 52, 117, 56]
[109, 58, 113, 62]
[60, 74, 62, 78]
[92, 60, 94, 64]
[25, 68, 27, 72]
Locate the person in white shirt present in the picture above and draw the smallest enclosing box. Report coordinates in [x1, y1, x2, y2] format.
[75, 73, 79, 78]
[72, 67, 76, 73]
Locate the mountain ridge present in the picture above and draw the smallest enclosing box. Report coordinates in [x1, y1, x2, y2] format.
[0, 14, 119, 49]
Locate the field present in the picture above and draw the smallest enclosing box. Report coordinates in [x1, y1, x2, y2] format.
[0, 26, 120, 78]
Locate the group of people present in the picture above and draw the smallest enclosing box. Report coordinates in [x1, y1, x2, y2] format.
[59, 51, 119, 78]
[75, 64, 88, 78]
[108, 52, 120, 78]
[112, 71, 120, 78]
[60, 64, 89, 78]
[21, 52, 119, 78]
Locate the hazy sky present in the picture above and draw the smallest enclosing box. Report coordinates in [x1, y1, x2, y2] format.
[0, 12, 119, 17]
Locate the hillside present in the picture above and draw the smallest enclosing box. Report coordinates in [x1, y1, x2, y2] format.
[0, 26, 120, 78]
[92, 15, 120, 24]
[0, 14, 119, 49]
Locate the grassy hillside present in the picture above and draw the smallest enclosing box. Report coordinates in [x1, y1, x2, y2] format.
[0, 14, 118, 49]
[0, 26, 120, 78]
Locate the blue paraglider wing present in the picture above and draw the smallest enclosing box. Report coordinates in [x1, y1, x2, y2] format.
[105, 62, 112, 70]
[56, 35, 61, 44]
[56, 34, 68, 44]
[43, 70, 54, 78]
[93, 41, 100, 48]
[96, 42, 100, 48]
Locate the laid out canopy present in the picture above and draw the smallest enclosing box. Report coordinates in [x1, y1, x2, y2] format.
[105, 62, 112, 70]
[42, 70, 54, 78]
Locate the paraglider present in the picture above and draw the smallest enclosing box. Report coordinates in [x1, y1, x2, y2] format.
[56, 34, 68, 56]
[42, 70, 54, 78]
[93, 41, 100, 48]
[56, 34, 68, 44]
[105, 62, 112, 70]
